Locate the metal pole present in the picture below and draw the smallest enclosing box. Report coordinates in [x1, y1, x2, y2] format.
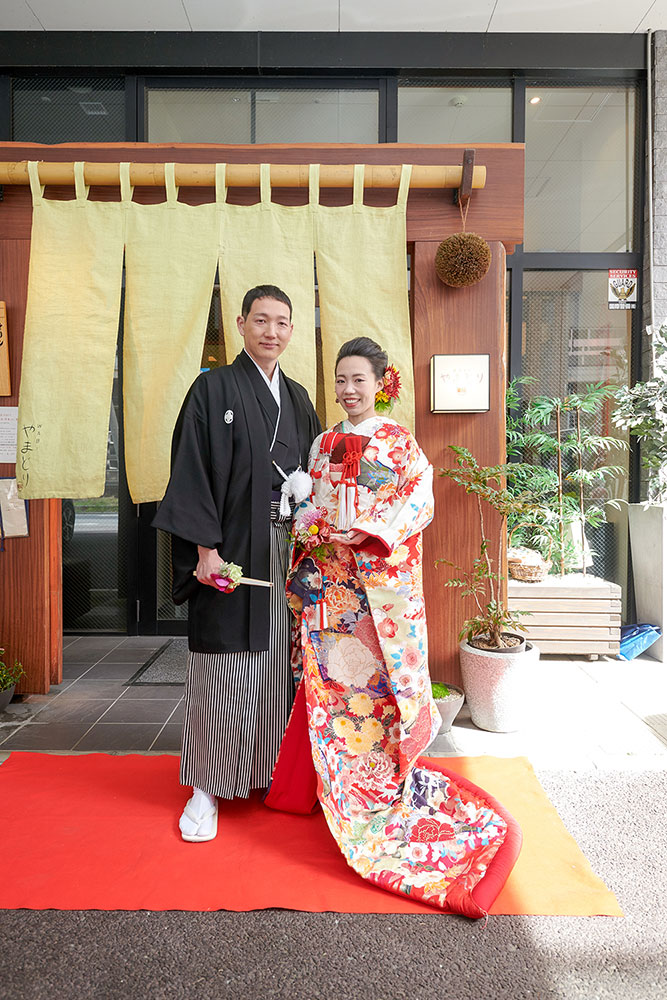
[647, 28, 655, 330]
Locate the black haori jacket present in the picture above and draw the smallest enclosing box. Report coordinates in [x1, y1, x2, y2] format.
[152, 351, 320, 653]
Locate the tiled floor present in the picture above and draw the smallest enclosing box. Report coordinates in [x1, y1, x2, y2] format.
[0, 635, 184, 753]
[1, 634, 667, 772]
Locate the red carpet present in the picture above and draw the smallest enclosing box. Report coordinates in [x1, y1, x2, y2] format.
[0, 752, 621, 915]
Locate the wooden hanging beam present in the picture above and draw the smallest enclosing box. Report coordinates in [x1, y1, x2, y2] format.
[0, 160, 486, 191]
[454, 148, 476, 208]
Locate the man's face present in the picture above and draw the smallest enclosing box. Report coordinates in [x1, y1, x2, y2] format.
[236, 297, 293, 372]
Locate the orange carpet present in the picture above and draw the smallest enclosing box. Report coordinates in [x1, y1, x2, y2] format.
[0, 752, 622, 915]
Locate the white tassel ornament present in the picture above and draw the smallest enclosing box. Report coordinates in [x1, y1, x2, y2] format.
[337, 483, 357, 530]
[277, 467, 313, 517]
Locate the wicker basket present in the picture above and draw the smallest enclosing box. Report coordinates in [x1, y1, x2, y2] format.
[507, 526, 552, 583]
[508, 557, 549, 582]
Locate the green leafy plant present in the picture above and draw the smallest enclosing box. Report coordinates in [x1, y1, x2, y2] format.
[431, 682, 453, 699]
[438, 446, 542, 649]
[613, 321, 667, 504]
[439, 379, 627, 648]
[0, 648, 24, 693]
[506, 378, 626, 576]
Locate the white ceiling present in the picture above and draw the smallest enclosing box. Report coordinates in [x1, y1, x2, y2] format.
[1, 0, 666, 33]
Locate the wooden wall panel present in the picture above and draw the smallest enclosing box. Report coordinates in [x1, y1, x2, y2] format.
[413, 242, 507, 685]
[0, 240, 60, 694]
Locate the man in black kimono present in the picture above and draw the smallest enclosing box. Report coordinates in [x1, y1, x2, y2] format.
[153, 284, 320, 841]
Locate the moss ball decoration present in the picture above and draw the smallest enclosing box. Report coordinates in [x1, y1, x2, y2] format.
[434, 232, 492, 287]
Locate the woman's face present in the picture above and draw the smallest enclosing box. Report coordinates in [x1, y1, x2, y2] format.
[335, 355, 383, 425]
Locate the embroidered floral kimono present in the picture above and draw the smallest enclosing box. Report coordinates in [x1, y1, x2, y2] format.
[279, 416, 518, 916]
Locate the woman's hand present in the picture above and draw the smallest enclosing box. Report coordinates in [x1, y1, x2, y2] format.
[330, 530, 370, 546]
[195, 545, 224, 587]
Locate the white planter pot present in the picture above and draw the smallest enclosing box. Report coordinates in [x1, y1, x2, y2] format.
[628, 503, 666, 661]
[458, 639, 540, 733]
[433, 684, 465, 734]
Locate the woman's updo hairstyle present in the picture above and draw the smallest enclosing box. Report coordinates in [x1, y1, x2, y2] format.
[335, 337, 388, 381]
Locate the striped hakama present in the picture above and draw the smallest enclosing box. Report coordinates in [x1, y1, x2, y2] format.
[179, 519, 295, 799]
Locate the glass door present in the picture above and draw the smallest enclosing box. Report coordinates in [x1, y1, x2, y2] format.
[63, 347, 135, 633]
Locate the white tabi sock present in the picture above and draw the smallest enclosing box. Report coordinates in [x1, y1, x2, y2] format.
[179, 787, 217, 839]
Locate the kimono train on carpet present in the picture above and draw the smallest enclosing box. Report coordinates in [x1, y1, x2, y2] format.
[276, 416, 515, 916]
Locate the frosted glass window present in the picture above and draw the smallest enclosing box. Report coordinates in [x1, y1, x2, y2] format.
[398, 83, 512, 143]
[147, 88, 378, 143]
[525, 86, 636, 252]
[13, 77, 125, 143]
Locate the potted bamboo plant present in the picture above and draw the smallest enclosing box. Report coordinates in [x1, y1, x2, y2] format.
[506, 377, 625, 578]
[503, 378, 627, 658]
[439, 446, 541, 732]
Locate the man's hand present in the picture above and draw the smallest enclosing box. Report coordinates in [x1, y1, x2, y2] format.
[196, 546, 223, 587]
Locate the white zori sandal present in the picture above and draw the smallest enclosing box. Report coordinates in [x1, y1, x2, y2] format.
[179, 788, 218, 843]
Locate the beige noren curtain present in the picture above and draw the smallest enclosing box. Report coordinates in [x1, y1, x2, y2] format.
[123, 162, 218, 503]
[218, 163, 317, 403]
[314, 163, 414, 430]
[16, 159, 415, 502]
[17, 161, 125, 498]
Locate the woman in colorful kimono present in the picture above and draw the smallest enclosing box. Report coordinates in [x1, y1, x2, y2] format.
[269, 337, 519, 917]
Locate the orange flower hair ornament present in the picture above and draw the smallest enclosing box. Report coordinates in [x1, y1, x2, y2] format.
[375, 365, 401, 415]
